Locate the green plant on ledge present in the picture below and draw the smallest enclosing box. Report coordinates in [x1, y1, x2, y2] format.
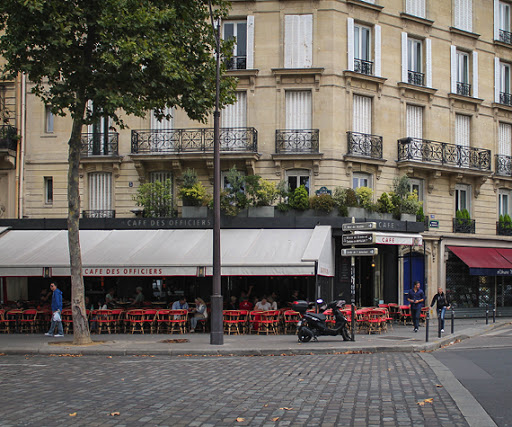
[310, 193, 335, 213]
[245, 175, 278, 207]
[356, 186, 376, 212]
[133, 178, 175, 218]
[376, 192, 395, 214]
[289, 185, 309, 211]
[178, 168, 208, 207]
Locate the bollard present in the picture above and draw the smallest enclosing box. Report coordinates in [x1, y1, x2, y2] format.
[351, 303, 356, 342]
[451, 308, 454, 334]
[493, 304, 496, 323]
[486, 304, 489, 325]
[438, 309, 442, 338]
[425, 312, 429, 342]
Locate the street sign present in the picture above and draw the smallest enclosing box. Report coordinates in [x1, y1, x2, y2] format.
[342, 233, 374, 245]
[341, 248, 379, 256]
[342, 222, 377, 231]
[429, 220, 439, 229]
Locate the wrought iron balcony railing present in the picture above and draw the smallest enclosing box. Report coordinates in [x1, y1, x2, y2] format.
[497, 221, 512, 236]
[496, 154, 512, 176]
[80, 133, 119, 157]
[398, 137, 491, 171]
[347, 131, 383, 159]
[453, 218, 475, 234]
[354, 58, 373, 76]
[457, 82, 471, 97]
[225, 56, 247, 70]
[0, 125, 18, 151]
[500, 92, 512, 106]
[82, 210, 116, 219]
[500, 29, 512, 45]
[131, 127, 258, 154]
[408, 70, 425, 86]
[275, 129, 320, 154]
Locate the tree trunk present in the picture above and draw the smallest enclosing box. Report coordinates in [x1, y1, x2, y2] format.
[68, 100, 92, 345]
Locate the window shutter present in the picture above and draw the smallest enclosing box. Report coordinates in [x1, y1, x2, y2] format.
[285, 15, 312, 68]
[456, 114, 470, 148]
[499, 122, 512, 156]
[495, 0, 500, 40]
[454, 0, 461, 29]
[406, 105, 423, 139]
[472, 51, 478, 98]
[347, 18, 354, 71]
[151, 107, 174, 131]
[496, 57, 501, 102]
[374, 25, 381, 76]
[426, 38, 432, 87]
[246, 16, 254, 69]
[401, 32, 408, 82]
[89, 172, 112, 211]
[466, 0, 473, 32]
[353, 95, 372, 134]
[284, 15, 295, 68]
[451, 45, 457, 93]
[302, 14, 313, 68]
[222, 92, 247, 128]
[286, 91, 312, 129]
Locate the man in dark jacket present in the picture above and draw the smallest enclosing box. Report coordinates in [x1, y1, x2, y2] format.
[430, 287, 451, 332]
[45, 282, 64, 337]
[407, 281, 425, 333]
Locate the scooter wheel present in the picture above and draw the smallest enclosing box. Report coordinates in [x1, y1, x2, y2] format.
[298, 327, 313, 343]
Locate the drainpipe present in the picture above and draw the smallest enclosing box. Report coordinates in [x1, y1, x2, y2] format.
[17, 73, 26, 218]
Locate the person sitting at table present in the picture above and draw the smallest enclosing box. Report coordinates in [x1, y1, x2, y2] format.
[131, 287, 145, 307]
[239, 285, 253, 302]
[105, 288, 117, 307]
[189, 297, 208, 332]
[254, 297, 272, 311]
[239, 299, 253, 310]
[171, 296, 189, 310]
[267, 296, 278, 310]
[227, 295, 238, 310]
[39, 288, 51, 306]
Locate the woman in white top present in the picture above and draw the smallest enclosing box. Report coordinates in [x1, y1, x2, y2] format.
[190, 297, 208, 332]
[254, 297, 272, 311]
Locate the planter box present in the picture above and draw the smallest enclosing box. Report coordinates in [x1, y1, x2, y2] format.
[248, 206, 275, 217]
[401, 213, 417, 222]
[182, 206, 208, 218]
[347, 207, 366, 219]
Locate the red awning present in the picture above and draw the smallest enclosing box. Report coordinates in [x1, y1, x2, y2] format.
[447, 246, 512, 269]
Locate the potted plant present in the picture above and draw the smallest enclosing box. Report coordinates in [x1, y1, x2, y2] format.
[333, 187, 348, 217]
[245, 175, 278, 217]
[178, 168, 209, 217]
[214, 167, 249, 217]
[376, 192, 394, 220]
[309, 193, 335, 215]
[289, 185, 310, 212]
[133, 178, 176, 218]
[390, 175, 422, 221]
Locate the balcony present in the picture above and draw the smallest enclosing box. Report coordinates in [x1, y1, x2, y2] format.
[225, 56, 247, 70]
[495, 154, 512, 176]
[408, 70, 424, 86]
[497, 221, 512, 236]
[500, 92, 512, 107]
[354, 58, 373, 76]
[0, 125, 17, 151]
[453, 218, 475, 234]
[397, 138, 491, 171]
[499, 29, 512, 45]
[347, 131, 382, 159]
[131, 127, 258, 154]
[80, 133, 119, 157]
[457, 82, 471, 97]
[275, 129, 319, 154]
[82, 210, 116, 219]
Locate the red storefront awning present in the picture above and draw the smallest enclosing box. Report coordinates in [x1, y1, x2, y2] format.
[448, 246, 512, 276]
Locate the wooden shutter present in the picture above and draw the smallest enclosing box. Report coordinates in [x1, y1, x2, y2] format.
[247, 16, 254, 69]
[374, 25, 381, 76]
[89, 172, 112, 210]
[286, 91, 312, 129]
[495, 0, 500, 40]
[353, 95, 372, 134]
[451, 45, 457, 93]
[406, 0, 426, 18]
[499, 122, 512, 156]
[425, 38, 432, 87]
[285, 15, 312, 68]
[406, 105, 423, 138]
[401, 33, 408, 82]
[496, 57, 501, 102]
[455, 0, 472, 32]
[473, 51, 478, 98]
[347, 18, 354, 71]
[455, 114, 470, 148]
[151, 107, 173, 131]
[222, 92, 247, 128]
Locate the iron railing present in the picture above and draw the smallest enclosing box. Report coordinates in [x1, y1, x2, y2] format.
[0, 125, 17, 151]
[453, 218, 475, 234]
[457, 82, 471, 97]
[354, 58, 373, 76]
[346, 131, 383, 159]
[397, 137, 491, 171]
[500, 92, 512, 106]
[225, 56, 247, 70]
[408, 70, 425, 86]
[80, 133, 119, 157]
[500, 29, 512, 45]
[82, 210, 116, 219]
[496, 154, 512, 176]
[131, 127, 258, 154]
[275, 129, 320, 154]
[497, 221, 512, 236]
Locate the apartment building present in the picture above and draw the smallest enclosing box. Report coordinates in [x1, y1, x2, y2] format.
[1, 0, 512, 312]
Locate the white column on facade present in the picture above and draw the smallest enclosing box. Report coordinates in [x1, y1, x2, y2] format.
[347, 18, 354, 71]
[401, 32, 408, 82]
[374, 25, 381, 77]
[246, 15, 255, 69]
[450, 45, 457, 93]
[426, 38, 432, 87]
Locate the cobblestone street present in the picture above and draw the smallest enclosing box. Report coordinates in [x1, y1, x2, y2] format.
[0, 353, 468, 426]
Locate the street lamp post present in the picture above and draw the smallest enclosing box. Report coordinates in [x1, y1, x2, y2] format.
[208, 1, 223, 345]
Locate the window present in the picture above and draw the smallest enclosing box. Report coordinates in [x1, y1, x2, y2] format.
[222, 92, 247, 128]
[347, 19, 381, 76]
[496, 59, 512, 105]
[406, 104, 423, 161]
[499, 189, 512, 216]
[286, 91, 312, 130]
[409, 178, 424, 202]
[455, 114, 471, 167]
[88, 172, 112, 213]
[87, 102, 113, 155]
[354, 24, 371, 73]
[496, 1, 512, 43]
[454, 0, 473, 32]
[284, 15, 312, 68]
[450, 47, 478, 97]
[150, 171, 172, 185]
[44, 177, 53, 204]
[353, 94, 372, 135]
[286, 169, 310, 194]
[406, 0, 426, 19]
[402, 33, 431, 87]
[223, 18, 254, 70]
[499, 122, 512, 156]
[352, 172, 372, 189]
[455, 184, 470, 212]
[151, 107, 173, 132]
[45, 106, 54, 133]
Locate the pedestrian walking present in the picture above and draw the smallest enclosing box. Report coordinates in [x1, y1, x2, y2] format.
[407, 281, 425, 333]
[45, 282, 64, 337]
[430, 287, 451, 333]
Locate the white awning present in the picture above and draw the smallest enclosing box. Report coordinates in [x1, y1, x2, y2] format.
[354, 231, 423, 246]
[0, 226, 334, 277]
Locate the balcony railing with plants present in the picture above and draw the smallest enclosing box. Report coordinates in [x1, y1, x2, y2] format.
[457, 82, 471, 97]
[500, 92, 512, 106]
[408, 70, 424, 86]
[275, 129, 319, 154]
[397, 137, 491, 171]
[131, 127, 258, 154]
[500, 29, 512, 45]
[225, 56, 247, 70]
[82, 210, 116, 219]
[80, 132, 119, 157]
[495, 154, 512, 176]
[354, 58, 373, 76]
[347, 131, 383, 159]
[0, 125, 18, 151]
[453, 210, 475, 233]
[497, 219, 512, 236]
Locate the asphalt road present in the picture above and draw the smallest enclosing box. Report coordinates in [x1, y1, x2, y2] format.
[0, 352, 468, 427]
[434, 324, 512, 427]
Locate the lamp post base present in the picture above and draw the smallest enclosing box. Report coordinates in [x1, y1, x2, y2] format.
[209, 294, 224, 345]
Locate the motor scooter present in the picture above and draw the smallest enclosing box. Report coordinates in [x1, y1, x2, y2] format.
[293, 299, 351, 343]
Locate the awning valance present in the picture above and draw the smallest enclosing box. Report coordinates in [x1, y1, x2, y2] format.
[0, 226, 334, 277]
[448, 246, 512, 276]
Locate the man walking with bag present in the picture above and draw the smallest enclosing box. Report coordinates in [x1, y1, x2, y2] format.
[45, 282, 64, 337]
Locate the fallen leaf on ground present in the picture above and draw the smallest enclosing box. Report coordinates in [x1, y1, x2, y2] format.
[279, 407, 293, 411]
[109, 412, 120, 416]
[417, 398, 434, 406]
[298, 379, 304, 381]
[272, 417, 280, 421]
[236, 417, 245, 422]
[0, 353, 5, 356]
[69, 413, 77, 417]
[107, 356, 112, 359]
[263, 404, 268, 407]
[435, 384, 443, 388]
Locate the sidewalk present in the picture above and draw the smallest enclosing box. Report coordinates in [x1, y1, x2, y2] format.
[1, 317, 510, 356]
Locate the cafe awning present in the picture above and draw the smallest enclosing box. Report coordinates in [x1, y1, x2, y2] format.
[0, 226, 334, 277]
[447, 246, 512, 276]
